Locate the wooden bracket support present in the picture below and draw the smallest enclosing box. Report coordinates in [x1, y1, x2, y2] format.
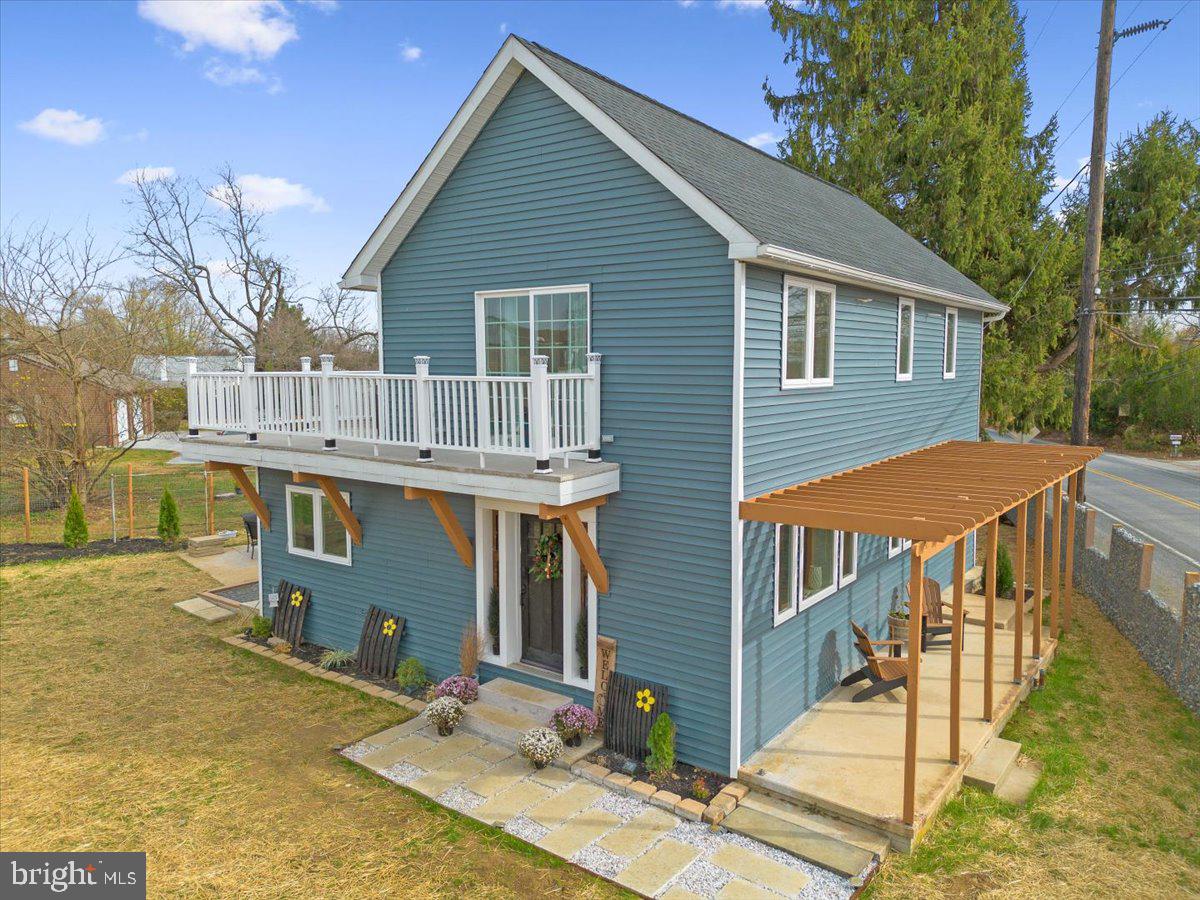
[205, 461, 270, 530]
[403, 487, 473, 569]
[293, 471, 362, 546]
[540, 497, 609, 594]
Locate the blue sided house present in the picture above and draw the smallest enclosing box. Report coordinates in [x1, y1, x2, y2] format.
[183, 37, 1099, 846]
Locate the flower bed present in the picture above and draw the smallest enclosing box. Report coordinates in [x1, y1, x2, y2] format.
[585, 747, 732, 803]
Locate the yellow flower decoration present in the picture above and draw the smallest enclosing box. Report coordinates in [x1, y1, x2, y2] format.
[381, 618, 397, 637]
[635, 688, 656, 713]
[290, 590, 304, 607]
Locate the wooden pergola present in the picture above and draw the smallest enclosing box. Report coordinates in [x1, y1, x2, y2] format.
[739, 440, 1102, 825]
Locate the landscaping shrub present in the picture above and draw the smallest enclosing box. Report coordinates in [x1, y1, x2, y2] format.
[646, 711, 676, 778]
[459, 622, 482, 677]
[550, 703, 597, 743]
[318, 648, 355, 670]
[157, 488, 181, 544]
[575, 614, 588, 678]
[488, 589, 500, 655]
[690, 776, 711, 802]
[395, 657, 426, 692]
[62, 487, 88, 548]
[250, 615, 273, 639]
[986, 541, 1016, 597]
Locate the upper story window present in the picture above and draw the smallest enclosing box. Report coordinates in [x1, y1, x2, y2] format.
[476, 285, 590, 375]
[775, 525, 857, 625]
[896, 297, 915, 381]
[943, 308, 958, 379]
[287, 484, 352, 566]
[782, 276, 835, 388]
[888, 535, 913, 558]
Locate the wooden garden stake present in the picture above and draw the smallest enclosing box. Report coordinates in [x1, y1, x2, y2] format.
[127, 463, 134, 539]
[22, 466, 31, 542]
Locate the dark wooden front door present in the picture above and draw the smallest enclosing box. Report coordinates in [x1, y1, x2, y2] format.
[521, 514, 563, 671]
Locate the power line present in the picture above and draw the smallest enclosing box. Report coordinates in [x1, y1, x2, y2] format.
[1041, 0, 1144, 127]
[1027, 0, 1060, 53]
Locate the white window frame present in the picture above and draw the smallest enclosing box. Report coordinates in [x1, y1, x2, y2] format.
[943, 307, 958, 379]
[774, 523, 841, 625]
[473, 283, 591, 376]
[888, 535, 913, 558]
[780, 275, 836, 389]
[774, 524, 799, 626]
[839, 531, 858, 587]
[286, 484, 353, 566]
[896, 297, 915, 382]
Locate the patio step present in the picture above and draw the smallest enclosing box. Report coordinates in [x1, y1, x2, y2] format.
[993, 757, 1042, 805]
[457, 695, 601, 770]
[477, 677, 571, 723]
[723, 792, 884, 882]
[964, 737, 1021, 792]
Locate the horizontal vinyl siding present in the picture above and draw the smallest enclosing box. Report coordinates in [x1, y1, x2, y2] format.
[380, 72, 734, 773]
[740, 264, 982, 759]
[258, 468, 476, 682]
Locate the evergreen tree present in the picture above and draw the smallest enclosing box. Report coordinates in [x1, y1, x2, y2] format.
[62, 486, 88, 548]
[157, 488, 181, 544]
[763, 0, 1076, 431]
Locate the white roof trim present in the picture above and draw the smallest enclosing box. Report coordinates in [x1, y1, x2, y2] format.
[738, 243, 1009, 316]
[340, 36, 756, 289]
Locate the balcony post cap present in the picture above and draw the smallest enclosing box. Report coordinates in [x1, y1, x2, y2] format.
[531, 354, 549, 366]
[413, 355, 431, 365]
[241, 356, 256, 372]
[586, 352, 603, 362]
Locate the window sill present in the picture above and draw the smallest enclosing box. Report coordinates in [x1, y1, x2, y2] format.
[943, 372, 956, 380]
[773, 607, 798, 628]
[286, 547, 352, 567]
[895, 373, 913, 383]
[780, 378, 834, 391]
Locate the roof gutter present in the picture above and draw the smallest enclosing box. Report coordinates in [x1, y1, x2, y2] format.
[735, 243, 1009, 316]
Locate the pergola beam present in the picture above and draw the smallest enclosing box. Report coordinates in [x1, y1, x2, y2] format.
[540, 502, 608, 594]
[293, 472, 362, 545]
[404, 487, 473, 568]
[206, 462, 270, 530]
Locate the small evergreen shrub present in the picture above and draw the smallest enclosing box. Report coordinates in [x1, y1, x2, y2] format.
[646, 711, 676, 778]
[157, 488, 181, 544]
[488, 588, 500, 655]
[250, 615, 273, 639]
[395, 657, 427, 692]
[985, 541, 1016, 597]
[575, 614, 588, 678]
[62, 487, 88, 548]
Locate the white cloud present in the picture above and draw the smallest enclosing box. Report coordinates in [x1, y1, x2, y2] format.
[116, 166, 176, 185]
[122, 128, 151, 143]
[744, 131, 782, 149]
[203, 59, 283, 93]
[137, 0, 297, 60]
[499, 22, 508, 33]
[400, 41, 422, 62]
[214, 174, 329, 213]
[717, 0, 767, 9]
[18, 108, 105, 145]
[297, 0, 339, 11]
[677, 0, 697, 6]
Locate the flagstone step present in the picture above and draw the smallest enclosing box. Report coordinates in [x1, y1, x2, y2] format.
[993, 756, 1042, 805]
[721, 796, 880, 882]
[477, 677, 572, 722]
[459, 701, 542, 747]
[964, 736, 1022, 792]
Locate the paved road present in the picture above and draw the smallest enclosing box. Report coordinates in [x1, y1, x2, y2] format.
[989, 431, 1200, 612]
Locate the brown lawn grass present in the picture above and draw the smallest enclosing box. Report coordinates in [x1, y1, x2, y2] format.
[0, 552, 626, 898]
[867, 524, 1200, 899]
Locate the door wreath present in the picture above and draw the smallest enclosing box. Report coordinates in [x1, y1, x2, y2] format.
[529, 530, 562, 582]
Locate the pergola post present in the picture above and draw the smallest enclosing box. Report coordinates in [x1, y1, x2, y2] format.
[1050, 479, 1063, 636]
[950, 537, 966, 762]
[1013, 501, 1028, 681]
[984, 518, 999, 720]
[902, 545, 925, 825]
[1064, 471, 1080, 629]
[1033, 490, 1046, 658]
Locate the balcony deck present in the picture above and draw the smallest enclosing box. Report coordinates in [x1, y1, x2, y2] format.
[178, 431, 620, 506]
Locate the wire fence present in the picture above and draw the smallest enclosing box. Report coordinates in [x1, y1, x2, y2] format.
[0, 463, 255, 546]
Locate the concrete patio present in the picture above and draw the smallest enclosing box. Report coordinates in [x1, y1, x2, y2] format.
[740, 595, 1054, 850]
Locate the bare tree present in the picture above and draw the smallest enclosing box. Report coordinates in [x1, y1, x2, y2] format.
[126, 167, 290, 359]
[0, 226, 155, 499]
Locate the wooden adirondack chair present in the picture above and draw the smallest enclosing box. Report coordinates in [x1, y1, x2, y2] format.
[906, 576, 966, 650]
[840, 622, 910, 702]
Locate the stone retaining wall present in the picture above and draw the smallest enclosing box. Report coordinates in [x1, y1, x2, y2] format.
[1025, 497, 1199, 715]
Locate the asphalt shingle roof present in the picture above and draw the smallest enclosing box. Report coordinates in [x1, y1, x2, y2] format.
[519, 38, 998, 307]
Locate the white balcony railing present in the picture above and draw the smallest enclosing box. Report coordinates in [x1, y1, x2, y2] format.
[185, 353, 602, 472]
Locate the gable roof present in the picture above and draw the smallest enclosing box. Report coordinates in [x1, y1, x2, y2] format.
[342, 36, 1004, 314]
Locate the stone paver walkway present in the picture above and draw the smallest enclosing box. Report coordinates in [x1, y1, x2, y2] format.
[344, 719, 854, 899]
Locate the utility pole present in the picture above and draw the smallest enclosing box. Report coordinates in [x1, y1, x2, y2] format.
[1071, 0, 1116, 499]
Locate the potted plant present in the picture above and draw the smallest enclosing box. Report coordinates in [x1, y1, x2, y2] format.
[425, 696, 465, 736]
[517, 727, 564, 769]
[549, 703, 598, 747]
[434, 674, 479, 704]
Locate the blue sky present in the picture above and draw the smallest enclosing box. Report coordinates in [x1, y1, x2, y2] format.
[2, 0, 1197, 318]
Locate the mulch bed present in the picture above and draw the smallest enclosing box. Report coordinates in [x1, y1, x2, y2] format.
[586, 747, 732, 802]
[0, 539, 167, 566]
[242, 632, 421, 697]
